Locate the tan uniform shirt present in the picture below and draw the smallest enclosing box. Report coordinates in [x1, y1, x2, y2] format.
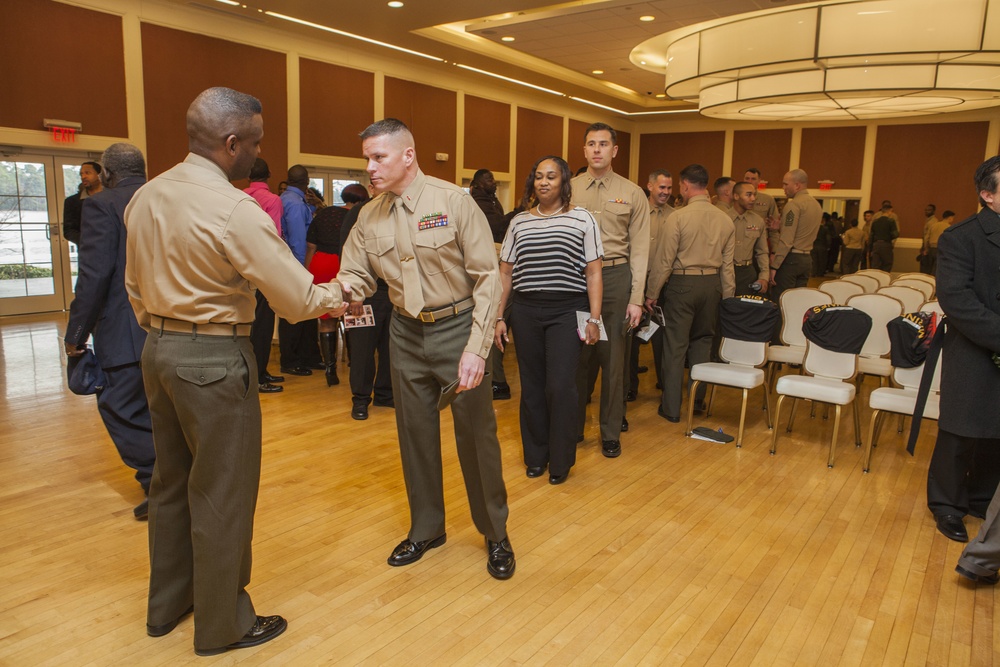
[730, 208, 770, 281]
[753, 191, 779, 225]
[715, 201, 733, 215]
[571, 170, 650, 306]
[648, 201, 674, 263]
[772, 189, 823, 270]
[337, 170, 500, 359]
[646, 195, 735, 300]
[925, 218, 950, 248]
[842, 226, 865, 249]
[124, 153, 343, 328]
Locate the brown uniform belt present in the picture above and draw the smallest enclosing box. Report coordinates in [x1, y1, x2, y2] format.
[734, 260, 754, 267]
[397, 297, 475, 323]
[151, 315, 252, 337]
[790, 249, 810, 254]
[602, 257, 628, 268]
[673, 268, 719, 276]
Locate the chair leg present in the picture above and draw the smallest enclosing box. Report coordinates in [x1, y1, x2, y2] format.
[770, 394, 786, 455]
[762, 384, 773, 430]
[873, 412, 887, 447]
[822, 403, 830, 421]
[810, 401, 817, 419]
[736, 388, 748, 448]
[852, 400, 862, 447]
[863, 408, 882, 473]
[897, 414, 905, 434]
[828, 404, 842, 468]
[787, 398, 799, 432]
[685, 380, 700, 436]
[707, 385, 717, 417]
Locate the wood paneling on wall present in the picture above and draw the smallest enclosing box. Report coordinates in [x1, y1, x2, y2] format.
[515, 108, 562, 189]
[615, 130, 632, 183]
[463, 96, 510, 174]
[0, 0, 127, 137]
[799, 127, 866, 190]
[639, 132, 726, 198]
[384, 77, 456, 182]
[871, 122, 989, 236]
[299, 59, 374, 159]
[568, 119, 591, 174]
[140, 24, 288, 181]
[732, 129, 792, 186]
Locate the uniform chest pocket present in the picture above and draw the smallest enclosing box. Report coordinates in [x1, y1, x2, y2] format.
[414, 228, 461, 276]
[603, 201, 631, 224]
[368, 234, 402, 281]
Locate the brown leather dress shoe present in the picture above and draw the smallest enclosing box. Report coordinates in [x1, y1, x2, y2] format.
[147, 605, 194, 637]
[194, 615, 287, 656]
[387, 535, 446, 567]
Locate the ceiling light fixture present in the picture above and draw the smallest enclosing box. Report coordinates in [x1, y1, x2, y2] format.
[213, 0, 240, 5]
[640, 15, 655, 22]
[501, 36, 515, 42]
[631, 0, 1000, 121]
[266, 11, 445, 62]
[388, 1, 404, 7]
[592, 69, 604, 74]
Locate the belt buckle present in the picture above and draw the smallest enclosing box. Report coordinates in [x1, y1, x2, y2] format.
[419, 311, 436, 323]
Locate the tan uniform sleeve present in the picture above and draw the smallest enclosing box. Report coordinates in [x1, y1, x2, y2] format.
[646, 214, 679, 300]
[627, 197, 650, 306]
[754, 229, 770, 280]
[721, 225, 736, 299]
[772, 201, 800, 270]
[456, 194, 502, 358]
[336, 213, 380, 302]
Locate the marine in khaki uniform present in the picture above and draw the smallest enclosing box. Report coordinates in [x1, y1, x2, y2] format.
[335, 118, 515, 580]
[645, 164, 735, 422]
[769, 169, 823, 305]
[713, 176, 735, 215]
[729, 181, 770, 297]
[743, 168, 780, 248]
[571, 122, 650, 459]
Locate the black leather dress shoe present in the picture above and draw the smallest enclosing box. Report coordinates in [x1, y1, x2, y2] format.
[956, 564, 1000, 585]
[602, 440, 621, 458]
[280, 366, 312, 376]
[621, 417, 629, 432]
[935, 514, 969, 542]
[637, 365, 649, 374]
[306, 362, 325, 371]
[351, 405, 369, 420]
[387, 534, 446, 567]
[626, 390, 637, 402]
[486, 537, 515, 580]
[526, 466, 545, 478]
[195, 615, 287, 656]
[658, 406, 680, 423]
[262, 373, 285, 383]
[549, 472, 568, 485]
[133, 498, 149, 520]
[147, 605, 194, 637]
[259, 382, 283, 394]
[577, 434, 584, 444]
[492, 382, 512, 400]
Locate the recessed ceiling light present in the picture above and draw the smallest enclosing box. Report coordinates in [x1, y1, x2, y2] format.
[388, 1, 404, 7]
[592, 69, 604, 74]
[655, 93, 666, 98]
[640, 15, 655, 22]
[640, 61, 647, 65]
[501, 36, 515, 42]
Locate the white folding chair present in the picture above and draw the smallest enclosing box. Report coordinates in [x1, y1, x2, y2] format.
[863, 361, 942, 472]
[687, 338, 772, 448]
[891, 278, 934, 300]
[767, 288, 833, 370]
[841, 273, 880, 293]
[877, 285, 924, 313]
[856, 269, 891, 287]
[846, 293, 904, 387]
[896, 272, 936, 286]
[819, 279, 864, 304]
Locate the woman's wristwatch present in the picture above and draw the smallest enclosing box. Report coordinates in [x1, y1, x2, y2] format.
[586, 317, 601, 325]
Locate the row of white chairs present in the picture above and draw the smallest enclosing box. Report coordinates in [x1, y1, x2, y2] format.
[685, 287, 942, 471]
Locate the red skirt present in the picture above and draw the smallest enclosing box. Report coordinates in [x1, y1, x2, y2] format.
[308, 251, 340, 319]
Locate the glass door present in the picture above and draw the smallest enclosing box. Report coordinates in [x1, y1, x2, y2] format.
[0, 155, 75, 316]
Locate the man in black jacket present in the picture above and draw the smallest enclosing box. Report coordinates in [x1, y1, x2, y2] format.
[64, 144, 155, 519]
[62, 160, 103, 245]
[928, 155, 1000, 547]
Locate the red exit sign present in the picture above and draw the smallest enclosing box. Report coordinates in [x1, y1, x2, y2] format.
[50, 126, 77, 143]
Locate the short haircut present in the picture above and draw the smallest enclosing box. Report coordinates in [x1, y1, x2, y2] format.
[926, 204, 936, 213]
[864, 209, 874, 217]
[788, 169, 808, 186]
[186, 87, 262, 152]
[881, 199, 892, 208]
[848, 218, 859, 228]
[679, 163, 709, 188]
[360, 117, 412, 142]
[524, 155, 573, 210]
[648, 168, 672, 183]
[249, 157, 270, 181]
[471, 169, 492, 185]
[713, 176, 733, 191]
[584, 122, 617, 146]
[81, 160, 102, 175]
[733, 181, 753, 197]
[287, 164, 308, 186]
[942, 209, 955, 218]
[341, 183, 368, 204]
[101, 143, 145, 179]
[975, 155, 1000, 207]
[744, 167, 761, 177]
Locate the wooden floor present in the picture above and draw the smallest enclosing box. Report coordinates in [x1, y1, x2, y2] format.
[1, 311, 996, 666]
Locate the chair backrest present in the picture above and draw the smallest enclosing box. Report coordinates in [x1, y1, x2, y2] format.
[846, 293, 904, 358]
[921, 300, 944, 315]
[804, 341, 858, 381]
[892, 278, 934, 299]
[841, 273, 880, 293]
[896, 272, 936, 286]
[877, 285, 924, 313]
[778, 288, 833, 347]
[892, 355, 942, 392]
[856, 269, 892, 287]
[719, 337, 767, 367]
[819, 280, 864, 304]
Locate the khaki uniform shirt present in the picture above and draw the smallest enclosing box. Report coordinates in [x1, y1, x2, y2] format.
[646, 195, 735, 300]
[571, 170, 650, 306]
[926, 218, 951, 248]
[842, 226, 865, 249]
[124, 153, 343, 328]
[337, 170, 500, 359]
[715, 201, 733, 215]
[730, 208, 769, 281]
[772, 189, 823, 270]
[753, 191, 779, 224]
[648, 201, 675, 263]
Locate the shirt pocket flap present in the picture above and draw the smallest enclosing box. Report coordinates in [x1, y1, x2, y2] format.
[604, 201, 631, 217]
[414, 229, 456, 250]
[176, 366, 227, 386]
[371, 235, 397, 257]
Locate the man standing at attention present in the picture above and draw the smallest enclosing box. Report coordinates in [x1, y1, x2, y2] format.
[125, 87, 348, 656]
[729, 181, 770, 297]
[64, 143, 155, 520]
[769, 169, 822, 305]
[645, 164, 735, 423]
[336, 118, 516, 580]
[571, 123, 649, 458]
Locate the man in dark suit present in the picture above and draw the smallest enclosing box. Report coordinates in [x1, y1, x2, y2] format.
[928, 155, 1000, 546]
[64, 143, 155, 520]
